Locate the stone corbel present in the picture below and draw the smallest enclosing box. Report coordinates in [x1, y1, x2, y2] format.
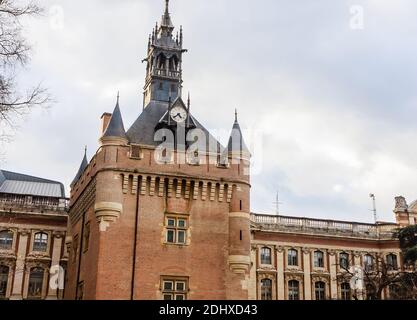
[228, 255, 251, 274]
[94, 201, 123, 232]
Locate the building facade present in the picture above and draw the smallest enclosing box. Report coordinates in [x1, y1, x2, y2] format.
[63, 0, 416, 300]
[0, 169, 68, 300]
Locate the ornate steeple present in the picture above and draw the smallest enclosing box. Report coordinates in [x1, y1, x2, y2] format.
[142, 0, 187, 108]
[227, 110, 250, 159]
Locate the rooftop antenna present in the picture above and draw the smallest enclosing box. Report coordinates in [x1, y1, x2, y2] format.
[369, 193, 377, 223]
[273, 189, 283, 216]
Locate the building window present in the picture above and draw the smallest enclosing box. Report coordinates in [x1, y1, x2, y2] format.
[260, 247, 272, 265]
[76, 281, 84, 300]
[171, 84, 177, 93]
[288, 280, 300, 300]
[83, 222, 90, 253]
[130, 145, 143, 159]
[33, 232, 48, 252]
[159, 82, 163, 90]
[339, 252, 349, 270]
[314, 251, 324, 268]
[389, 284, 401, 299]
[366, 284, 375, 300]
[315, 281, 326, 300]
[27, 267, 45, 299]
[0, 230, 13, 250]
[260, 279, 272, 300]
[364, 254, 374, 272]
[165, 216, 188, 245]
[288, 249, 298, 266]
[161, 278, 188, 300]
[0, 265, 9, 299]
[341, 282, 351, 300]
[72, 235, 79, 263]
[386, 254, 398, 271]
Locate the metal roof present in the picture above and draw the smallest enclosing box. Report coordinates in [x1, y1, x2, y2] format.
[0, 170, 65, 198]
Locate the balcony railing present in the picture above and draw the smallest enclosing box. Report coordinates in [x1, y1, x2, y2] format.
[0, 196, 68, 213]
[251, 214, 399, 239]
[152, 68, 181, 78]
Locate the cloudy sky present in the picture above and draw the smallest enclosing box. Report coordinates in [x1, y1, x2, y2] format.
[2, 0, 417, 223]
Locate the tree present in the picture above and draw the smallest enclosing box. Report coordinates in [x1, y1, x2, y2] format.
[0, 0, 50, 133]
[336, 254, 404, 300]
[397, 225, 417, 264]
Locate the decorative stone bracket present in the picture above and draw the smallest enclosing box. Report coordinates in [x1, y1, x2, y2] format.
[228, 255, 251, 274]
[94, 202, 123, 232]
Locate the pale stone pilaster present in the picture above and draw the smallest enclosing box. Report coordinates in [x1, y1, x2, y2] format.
[303, 249, 312, 300]
[46, 233, 64, 300]
[10, 231, 29, 300]
[277, 247, 285, 300]
[329, 251, 338, 300]
[248, 246, 257, 300]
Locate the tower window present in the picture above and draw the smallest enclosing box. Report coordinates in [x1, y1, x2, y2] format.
[159, 82, 163, 90]
[83, 222, 90, 253]
[165, 215, 188, 245]
[171, 84, 176, 93]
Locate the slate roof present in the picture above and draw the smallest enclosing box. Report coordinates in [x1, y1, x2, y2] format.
[227, 117, 250, 154]
[71, 151, 88, 187]
[103, 99, 127, 139]
[0, 170, 65, 198]
[126, 100, 224, 153]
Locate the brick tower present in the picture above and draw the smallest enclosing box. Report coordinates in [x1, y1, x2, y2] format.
[64, 0, 251, 300]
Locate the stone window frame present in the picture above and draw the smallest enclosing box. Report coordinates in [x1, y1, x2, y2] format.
[363, 253, 375, 272]
[313, 250, 326, 270]
[385, 253, 399, 271]
[29, 230, 52, 255]
[285, 274, 304, 300]
[23, 262, 50, 300]
[287, 248, 299, 268]
[160, 276, 189, 300]
[260, 246, 273, 266]
[164, 214, 190, 246]
[0, 228, 17, 252]
[258, 274, 275, 300]
[337, 251, 350, 272]
[340, 282, 351, 300]
[312, 276, 330, 300]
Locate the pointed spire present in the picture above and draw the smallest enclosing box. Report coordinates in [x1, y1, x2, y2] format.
[227, 109, 250, 157]
[71, 147, 89, 186]
[103, 93, 127, 139]
[160, 0, 174, 32]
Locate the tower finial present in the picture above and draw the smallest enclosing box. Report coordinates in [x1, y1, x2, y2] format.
[117, 91, 120, 105]
[84, 145, 87, 156]
[235, 108, 238, 122]
[165, 0, 169, 14]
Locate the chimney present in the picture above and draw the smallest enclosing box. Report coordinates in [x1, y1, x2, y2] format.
[100, 112, 112, 136]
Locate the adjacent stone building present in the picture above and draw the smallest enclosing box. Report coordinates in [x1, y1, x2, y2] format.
[63, 0, 415, 300]
[0, 169, 68, 300]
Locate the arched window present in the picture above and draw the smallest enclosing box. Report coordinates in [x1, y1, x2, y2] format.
[364, 254, 374, 272]
[0, 265, 9, 298]
[288, 280, 300, 300]
[386, 254, 398, 271]
[314, 251, 324, 268]
[288, 249, 298, 266]
[260, 279, 272, 300]
[339, 252, 349, 270]
[28, 267, 44, 299]
[341, 282, 351, 300]
[33, 232, 48, 252]
[0, 230, 13, 250]
[260, 247, 272, 265]
[315, 281, 326, 300]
